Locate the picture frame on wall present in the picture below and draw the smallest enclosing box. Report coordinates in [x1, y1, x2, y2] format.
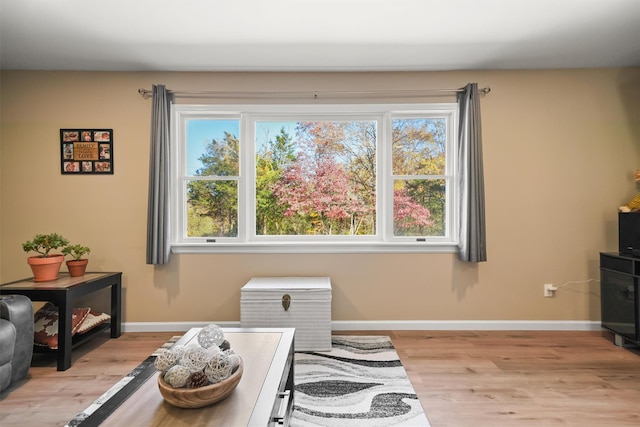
[60, 129, 113, 174]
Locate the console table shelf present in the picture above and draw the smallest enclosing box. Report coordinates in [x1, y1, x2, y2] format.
[600, 253, 640, 347]
[0, 272, 122, 370]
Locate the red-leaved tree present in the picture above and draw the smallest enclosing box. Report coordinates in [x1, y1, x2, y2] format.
[393, 188, 434, 235]
[273, 149, 372, 235]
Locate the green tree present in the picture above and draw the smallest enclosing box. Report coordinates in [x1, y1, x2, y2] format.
[187, 132, 239, 237]
[256, 128, 296, 234]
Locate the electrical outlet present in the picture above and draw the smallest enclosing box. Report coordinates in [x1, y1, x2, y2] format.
[544, 283, 557, 297]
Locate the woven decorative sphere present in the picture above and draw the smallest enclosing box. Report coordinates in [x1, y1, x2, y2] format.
[180, 347, 211, 373]
[224, 350, 241, 372]
[154, 346, 186, 373]
[164, 364, 191, 388]
[197, 324, 225, 349]
[207, 345, 222, 357]
[204, 353, 232, 383]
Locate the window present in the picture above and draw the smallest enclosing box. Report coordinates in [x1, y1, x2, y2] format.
[172, 104, 458, 253]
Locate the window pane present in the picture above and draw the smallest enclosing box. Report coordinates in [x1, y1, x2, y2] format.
[186, 119, 239, 176]
[392, 118, 446, 175]
[255, 121, 377, 236]
[186, 180, 238, 237]
[393, 179, 445, 237]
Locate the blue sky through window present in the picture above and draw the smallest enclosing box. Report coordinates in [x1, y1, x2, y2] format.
[186, 119, 296, 176]
[256, 121, 296, 146]
[186, 119, 239, 176]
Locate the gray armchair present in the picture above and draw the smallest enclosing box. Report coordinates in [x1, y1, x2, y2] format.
[0, 295, 34, 393]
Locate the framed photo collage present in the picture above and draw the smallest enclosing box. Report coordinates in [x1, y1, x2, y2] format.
[60, 129, 113, 174]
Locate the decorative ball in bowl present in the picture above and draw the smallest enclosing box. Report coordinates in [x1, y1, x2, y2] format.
[157, 357, 243, 409]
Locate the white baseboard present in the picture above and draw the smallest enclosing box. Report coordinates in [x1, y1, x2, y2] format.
[331, 320, 601, 331]
[123, 320, 601, 333]
[123, 321, 241, 333]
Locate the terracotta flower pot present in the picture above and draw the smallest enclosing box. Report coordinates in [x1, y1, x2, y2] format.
[66, 259, 89, 277]
[27, 255, 64, 282]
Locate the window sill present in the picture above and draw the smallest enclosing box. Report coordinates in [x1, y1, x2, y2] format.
[171, 242, 459, 254]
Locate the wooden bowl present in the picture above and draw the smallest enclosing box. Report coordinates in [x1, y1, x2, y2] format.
[157, 359, 243, 409]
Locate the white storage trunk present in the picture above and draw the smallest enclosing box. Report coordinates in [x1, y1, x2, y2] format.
[241, 277, 332, 351]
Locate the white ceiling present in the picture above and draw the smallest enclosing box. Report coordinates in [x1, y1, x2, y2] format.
[1, 0, 639, 72]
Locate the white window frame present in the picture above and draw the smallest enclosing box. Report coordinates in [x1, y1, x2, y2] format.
[171, 103, 459, 254]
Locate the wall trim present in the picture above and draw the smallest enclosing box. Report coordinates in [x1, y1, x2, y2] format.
[123, 320, 602, 333]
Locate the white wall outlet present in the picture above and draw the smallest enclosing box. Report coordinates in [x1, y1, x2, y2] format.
[544, 283, 557, 297]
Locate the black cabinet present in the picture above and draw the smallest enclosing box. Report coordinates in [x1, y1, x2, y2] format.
[600, 252, 640, 346]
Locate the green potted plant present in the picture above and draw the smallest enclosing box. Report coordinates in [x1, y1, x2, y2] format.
[62, 244, 91, 277]
[22, 233, 69, 282]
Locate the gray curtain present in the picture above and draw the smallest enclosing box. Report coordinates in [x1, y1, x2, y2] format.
[146, 85, 173, 264]
[457, 83, 487, 262]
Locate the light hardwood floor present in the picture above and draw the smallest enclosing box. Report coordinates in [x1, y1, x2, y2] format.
[0, 330, 639, 426]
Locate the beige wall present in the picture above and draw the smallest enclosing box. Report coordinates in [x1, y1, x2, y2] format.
[1, 69, 639, 324]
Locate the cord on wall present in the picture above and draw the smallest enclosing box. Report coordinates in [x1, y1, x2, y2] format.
[544, 279, 600, 297]
[555, 279, 600, 290]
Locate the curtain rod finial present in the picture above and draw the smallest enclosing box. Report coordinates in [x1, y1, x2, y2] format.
[138, 88, 152, 99]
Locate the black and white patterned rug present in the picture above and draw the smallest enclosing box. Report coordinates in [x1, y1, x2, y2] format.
[292, 335, 430, 426]
[66, 335, 429, 427]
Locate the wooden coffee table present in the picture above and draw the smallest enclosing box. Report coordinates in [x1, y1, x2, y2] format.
[100, 327, 295, 427]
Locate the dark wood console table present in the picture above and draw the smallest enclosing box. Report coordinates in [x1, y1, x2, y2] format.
[600, 253, 640, 347]
[0, 272, 122, 370]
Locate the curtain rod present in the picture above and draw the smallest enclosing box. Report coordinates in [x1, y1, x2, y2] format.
[137, 86, 490, 100]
